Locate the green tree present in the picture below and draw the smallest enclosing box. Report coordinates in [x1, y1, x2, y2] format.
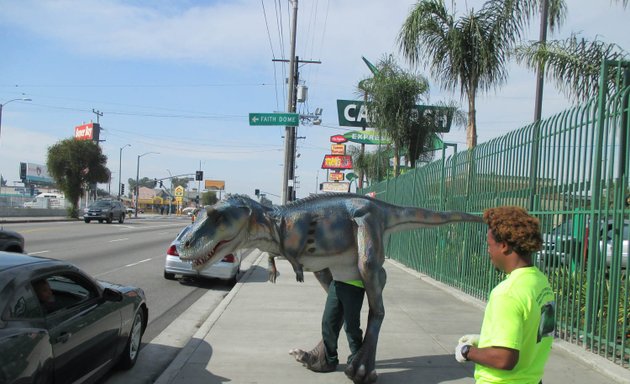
[348, 145, 391, 186]
[398, 0, 565, 148]
[47, 139, 110, 218]
[515, 36, 627, 102]
[201, 191, 218, 206]
[359, 54, 432, 176]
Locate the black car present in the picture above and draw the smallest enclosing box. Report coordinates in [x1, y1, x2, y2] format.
[84, 199, 126, 224]
[0, 228, 25, 253]
[0, 252, 148, 384]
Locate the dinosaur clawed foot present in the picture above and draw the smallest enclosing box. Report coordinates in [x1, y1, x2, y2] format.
[289, 340, 336, 372]
[344, 349, 378, 384]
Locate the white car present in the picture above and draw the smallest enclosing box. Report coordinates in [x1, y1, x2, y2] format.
[163, 225, 241, 283]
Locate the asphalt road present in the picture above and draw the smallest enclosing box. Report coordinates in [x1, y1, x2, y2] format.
[2, 215, 239, 384]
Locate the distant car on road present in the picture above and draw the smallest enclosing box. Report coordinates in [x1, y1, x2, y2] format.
[0, 252, 148, 384]
[164, 224, 241, 284]
[181, 206, 197, 216]
[84, 199, 126, 224]
[0, 228, 25, 253]
[126, 207, 136, 214]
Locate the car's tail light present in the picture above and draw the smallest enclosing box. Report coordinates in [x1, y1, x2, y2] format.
[167, 245, 179, 256]
[221, 254, 235, 263]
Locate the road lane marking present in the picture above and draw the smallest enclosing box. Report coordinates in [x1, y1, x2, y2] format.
[126, 258, 152, 267]
[109, 238, 129, 242]
[29, 250, 50, 255]
[94, 258, 153, 277]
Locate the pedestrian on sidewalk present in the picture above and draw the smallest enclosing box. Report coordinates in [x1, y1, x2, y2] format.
[455, 206, 555, 384]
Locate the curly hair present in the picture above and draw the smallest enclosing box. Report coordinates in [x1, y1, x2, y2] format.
[483, 206, 543, 256]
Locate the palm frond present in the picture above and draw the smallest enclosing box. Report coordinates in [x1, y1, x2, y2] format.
[515, 34, 628, 102]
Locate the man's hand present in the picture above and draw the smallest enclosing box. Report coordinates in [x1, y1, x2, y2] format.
[458, 334, 480, 347]
[455, 343, 470, 363]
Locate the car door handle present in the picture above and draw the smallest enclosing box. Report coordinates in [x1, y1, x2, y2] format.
[56, 332, 72, 343]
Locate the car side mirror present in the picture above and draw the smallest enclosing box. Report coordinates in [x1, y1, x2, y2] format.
[102, 288, 123, 302]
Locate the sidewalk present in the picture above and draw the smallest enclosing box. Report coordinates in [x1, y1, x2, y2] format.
[155, 251, 630, 384]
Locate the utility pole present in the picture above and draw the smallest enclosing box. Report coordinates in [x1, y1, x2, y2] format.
[281, 0, 299, 205]
[92, 109, 103, 124]
[278, 0, 320, 203]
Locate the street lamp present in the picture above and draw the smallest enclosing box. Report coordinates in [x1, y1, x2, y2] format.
[135, 151, 159, 218]
[118, 144, 131, 199]
[0, 97, 32, 143]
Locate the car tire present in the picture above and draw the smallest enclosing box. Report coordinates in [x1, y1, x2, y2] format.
[85, 218, 90, 223]
[118, 310, 144, 370]
[164, 271, 176, 280]
[119, 214, 125, 224]
[107, 214, 113, 224]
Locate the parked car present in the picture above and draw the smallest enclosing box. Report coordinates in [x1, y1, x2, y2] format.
[601, 220, 629, 268]
[84, 199, 126, 224]
[538, 219, 583, 268]
[0, 228, 25, 253]
[0, 252, 148, 384]
[164, 224, 241, 284]
[126, 207, 136, 214]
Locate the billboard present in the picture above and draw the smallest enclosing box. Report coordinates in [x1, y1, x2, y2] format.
[74, 122, 101, 142]
[20, 162, 54, 184]
[204, 180, 225, 190]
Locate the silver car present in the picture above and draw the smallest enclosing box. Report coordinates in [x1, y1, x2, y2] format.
[601, 221, 629, 268]
[163, 225, 241, 283]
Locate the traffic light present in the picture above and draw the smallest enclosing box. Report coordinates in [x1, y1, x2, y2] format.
[195, 171, 203, 181]
[159, 180, 163, 188]
[195, 195, 200, 204]
[153, 178, 158, 188]
[255, 189, 260, 196]
[121, 184, 125, 195]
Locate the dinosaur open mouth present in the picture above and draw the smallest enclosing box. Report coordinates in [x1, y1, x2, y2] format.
[193, 240, 229, 267]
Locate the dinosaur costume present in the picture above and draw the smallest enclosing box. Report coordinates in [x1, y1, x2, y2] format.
[177, 193, 483, 383]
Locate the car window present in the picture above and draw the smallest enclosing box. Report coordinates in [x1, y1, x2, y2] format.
[2, 283, 44, 320]
[33, 274, 99, 315]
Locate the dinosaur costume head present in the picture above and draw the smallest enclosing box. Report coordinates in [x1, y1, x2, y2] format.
[177, 196, 253, 270]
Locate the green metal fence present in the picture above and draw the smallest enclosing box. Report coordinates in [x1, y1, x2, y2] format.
[361, 63, 630, 369]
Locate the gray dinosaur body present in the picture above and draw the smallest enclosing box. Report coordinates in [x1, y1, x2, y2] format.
[177, 193, 483, 383]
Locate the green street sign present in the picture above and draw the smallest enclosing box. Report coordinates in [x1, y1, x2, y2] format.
[343, 130, 391, 145]
[249, 112, 299, 126]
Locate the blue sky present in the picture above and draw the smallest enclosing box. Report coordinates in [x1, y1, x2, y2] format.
[0, 0, 628, 205]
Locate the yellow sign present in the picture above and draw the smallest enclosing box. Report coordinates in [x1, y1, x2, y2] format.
[175, 196, 183, 203]
[329, 171, 345, 181]
[331, 144, 346, 155]
[205, 180, 225, 190]
[174, 186, 184, 197]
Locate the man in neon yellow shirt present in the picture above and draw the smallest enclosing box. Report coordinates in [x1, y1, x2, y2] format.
[455, 206, 556, 383]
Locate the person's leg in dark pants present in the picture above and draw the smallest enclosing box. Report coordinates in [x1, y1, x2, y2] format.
[337, 282, 365, 363]
[322, 281, 344, 366]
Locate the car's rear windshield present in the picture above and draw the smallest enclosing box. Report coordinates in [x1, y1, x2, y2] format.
[91, 201, 113, 208]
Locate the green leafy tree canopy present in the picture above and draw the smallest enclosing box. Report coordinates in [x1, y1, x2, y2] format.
[47, 139, 110, 217]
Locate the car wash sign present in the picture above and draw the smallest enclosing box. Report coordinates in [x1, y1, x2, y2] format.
[336, 99, 453, 133]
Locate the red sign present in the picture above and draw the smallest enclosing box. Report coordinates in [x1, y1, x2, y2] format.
[321, 155, 353, 169]
[75, 123, 95, 140]
[330, 135, 348, 144]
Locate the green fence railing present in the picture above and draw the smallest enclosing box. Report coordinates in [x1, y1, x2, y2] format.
[361, 63, 630, 370]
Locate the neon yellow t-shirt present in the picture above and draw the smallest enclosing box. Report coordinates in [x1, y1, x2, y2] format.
[475, 267, 555, 384]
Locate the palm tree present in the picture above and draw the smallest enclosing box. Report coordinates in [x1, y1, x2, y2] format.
[359, 54, 432, 176]
[515, 35, 628, 103]
[398, 0, 565, 148]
